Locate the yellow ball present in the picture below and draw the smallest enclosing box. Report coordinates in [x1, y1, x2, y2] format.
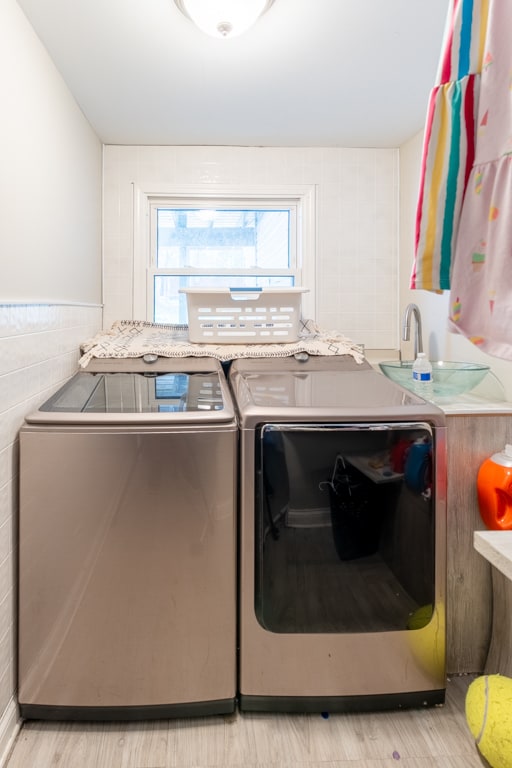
[465, 675, 512, 768]
[407, 604, 433, 630]
[406, 604, 444, 679]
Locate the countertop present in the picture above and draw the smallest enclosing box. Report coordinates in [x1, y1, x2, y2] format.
[434, 394, 512, 415]
[474, 531, 512, 581]
[365, 351, 512, 415]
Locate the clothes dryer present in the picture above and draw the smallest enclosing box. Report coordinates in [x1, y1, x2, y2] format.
[19, 356, 237, 720]
[229, 354, 447, 713]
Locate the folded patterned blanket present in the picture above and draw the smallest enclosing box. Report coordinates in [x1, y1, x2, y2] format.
[79, 318, 364, 367]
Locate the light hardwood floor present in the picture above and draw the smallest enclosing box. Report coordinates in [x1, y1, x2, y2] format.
[5, 675, 484, 768]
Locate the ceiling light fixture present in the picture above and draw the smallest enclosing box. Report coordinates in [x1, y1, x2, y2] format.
[174, 0, 275, 39]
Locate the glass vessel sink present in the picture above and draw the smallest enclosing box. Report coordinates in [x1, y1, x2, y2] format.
[379, 360, 490, 397]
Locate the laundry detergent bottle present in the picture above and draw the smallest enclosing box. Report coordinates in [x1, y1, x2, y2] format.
[477, 444, 512, 530]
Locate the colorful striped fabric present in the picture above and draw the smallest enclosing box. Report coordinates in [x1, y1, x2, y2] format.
[411, 0, 489, 291]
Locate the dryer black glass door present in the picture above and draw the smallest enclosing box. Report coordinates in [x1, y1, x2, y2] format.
[255, 422, 436, 634]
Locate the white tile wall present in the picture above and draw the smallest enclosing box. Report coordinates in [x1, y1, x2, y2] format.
[0, 303, 101, 756]
[103, 146, 399, 349]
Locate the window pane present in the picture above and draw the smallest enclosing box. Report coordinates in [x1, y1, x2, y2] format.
[153, 274, 294, 325]
[156, 209, 290, 270]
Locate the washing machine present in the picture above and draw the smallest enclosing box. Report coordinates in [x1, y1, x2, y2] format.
[229, 354, 447, 713]
[18, 355, 237, 720]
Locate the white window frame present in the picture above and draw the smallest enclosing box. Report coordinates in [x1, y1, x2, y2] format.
[133, 184, 316, 322]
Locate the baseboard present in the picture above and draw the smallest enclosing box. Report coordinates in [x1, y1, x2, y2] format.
[0, 699, 21, 768]
[286, 506, 331, 527]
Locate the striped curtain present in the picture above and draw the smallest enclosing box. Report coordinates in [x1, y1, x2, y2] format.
[410, 0, 489, 291]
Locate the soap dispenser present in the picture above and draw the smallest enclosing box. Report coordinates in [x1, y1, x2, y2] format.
[477, 444, 512, 530]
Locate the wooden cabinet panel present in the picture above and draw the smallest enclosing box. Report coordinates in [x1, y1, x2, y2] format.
[485, 568, 512, 676]
[446, 414, 512, 673]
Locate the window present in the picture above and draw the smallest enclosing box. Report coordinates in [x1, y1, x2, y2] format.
[152, 203, 296, 324]
[133, 186, 316, 324]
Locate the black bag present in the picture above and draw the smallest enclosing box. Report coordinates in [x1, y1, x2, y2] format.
[328, 459, 381, 560]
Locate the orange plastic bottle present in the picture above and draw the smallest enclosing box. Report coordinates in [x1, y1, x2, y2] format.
[477, 444, 512, 530]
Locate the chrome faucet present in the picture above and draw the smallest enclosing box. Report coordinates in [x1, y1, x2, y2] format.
[402, 303, 424, 359]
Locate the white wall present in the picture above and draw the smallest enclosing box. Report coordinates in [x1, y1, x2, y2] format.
[0, 1, 102, 759]
[103, 146, 399, 351]
[0, 0, 102, 304]
[400, 132, 512, 401]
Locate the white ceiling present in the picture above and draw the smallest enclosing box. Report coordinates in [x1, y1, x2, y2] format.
[16, 0, 449, 148]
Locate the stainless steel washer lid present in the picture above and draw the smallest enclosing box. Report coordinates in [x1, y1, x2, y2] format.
[229, 355, 446, 426]
[26, 357, 236, 425]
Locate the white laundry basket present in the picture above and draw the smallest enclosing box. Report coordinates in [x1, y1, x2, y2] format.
[180, 287, 308, 344]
